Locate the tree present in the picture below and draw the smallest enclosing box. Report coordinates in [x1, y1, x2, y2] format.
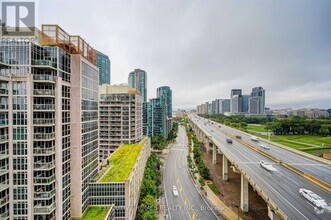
[319, 124, 330, 136]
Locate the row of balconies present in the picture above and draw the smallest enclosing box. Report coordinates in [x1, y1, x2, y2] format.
[0, 135, 8, 143]
[0, 211, 8, 219]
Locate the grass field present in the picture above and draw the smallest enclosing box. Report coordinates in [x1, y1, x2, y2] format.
[244, 126, 331, 155]
[246, 124, 266, 133]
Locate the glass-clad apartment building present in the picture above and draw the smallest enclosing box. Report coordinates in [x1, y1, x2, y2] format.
[0, 25, 99, 220]
[96, 50, 111, 85]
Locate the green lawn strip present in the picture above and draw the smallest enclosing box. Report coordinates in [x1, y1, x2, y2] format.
[83, 207, 110, 220]
[304, 149, 331, 155]
[246, 125, 266, 133]
[99, 140, 145, 182]
[207, 183, 220, 195]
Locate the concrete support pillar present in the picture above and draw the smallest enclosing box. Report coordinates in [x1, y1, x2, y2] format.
[268, 206, 280, 220]
[212, 144, 216, 164]
[222, 154, 228, 180]
[240, 174, 249, 212]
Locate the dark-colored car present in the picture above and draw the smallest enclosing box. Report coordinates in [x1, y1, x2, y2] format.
[235, 135, 242, 139]
[226, 138, 233, 144]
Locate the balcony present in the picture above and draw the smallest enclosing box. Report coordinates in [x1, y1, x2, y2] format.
[0, 182, 9, 192]
[34, 174, 55, 185]
[33, 133, 55, 140]
[34, 189, 55, 200]
[0, 165, 9, 176]
[0, 87, 8, 96]
[0, 195, 9, 207]
[0, 135, 8, 143]
[0, 211, 9, 219]
[0, 149, 9, 160]
[34, 161, 55, 170]
[33, 104, 55, 111]
[0, 104, 8, 111]
[33, 75, 55, 83]
[32, 60, 55, 70]
[33, 118, 55, 126]
[34, 89, 55, 96]
[34, 203, 56, 214]
[0, 119, 8, 127]
[34, 147, 55, 156]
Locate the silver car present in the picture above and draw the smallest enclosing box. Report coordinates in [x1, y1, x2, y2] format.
[299, 188, 327, 208]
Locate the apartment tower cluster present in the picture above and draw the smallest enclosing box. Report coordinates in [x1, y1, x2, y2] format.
[197, 87, 266, 116]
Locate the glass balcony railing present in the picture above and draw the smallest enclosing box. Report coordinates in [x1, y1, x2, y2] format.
[33, 104, 55, 111]
[33, 133, 55, 140]
[0, 119, 8, 127]
[0, 182, 9, 192]
[0, 135, 8, 143]
[34, 161, 55, 170]
[34, 203, 56, 214]
[33, 147, 55, 155]
[34, 89, 55, 96]
[34, 189, 55, 200]
[34, 174, 55, 185]
[0, 105, 8, 110]
[33, 75, 55, 82]
[0, 211, 9, 219]
[0, 195, 9, 206]
[33, 118, 55, 125]
[0, 165, 9, 175]
[0, 149, 9, 159]
[33, 60, 53, 67]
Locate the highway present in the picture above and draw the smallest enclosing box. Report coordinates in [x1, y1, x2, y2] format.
[210, 118, 331, 185]
[164, 125, 222, 220]
[190, 114, 331, 220]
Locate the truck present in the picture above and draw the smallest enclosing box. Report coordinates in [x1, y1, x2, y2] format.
[251, 136, 259, 142]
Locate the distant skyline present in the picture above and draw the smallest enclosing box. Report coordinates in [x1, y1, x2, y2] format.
[38, 0, 331, 109]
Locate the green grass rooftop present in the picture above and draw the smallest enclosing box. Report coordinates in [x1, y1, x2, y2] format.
[98, 138, 147, 182]
[83, 206, 110, 220]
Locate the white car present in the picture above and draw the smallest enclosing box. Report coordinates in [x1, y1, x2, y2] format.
[299, 188, 327, 208]
[173, 186, 178, 197]
[260, 160, 277, 172]
[260, 143, 270, 150]
[251, 136, 259, 142]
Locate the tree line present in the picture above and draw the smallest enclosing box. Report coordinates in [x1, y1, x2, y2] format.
[137, 153, 163, 220]
[265, 117, 331, 135]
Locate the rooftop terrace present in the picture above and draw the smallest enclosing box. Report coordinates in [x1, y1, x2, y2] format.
[83, 206, 110, 220]
[98, 138, 147, 182]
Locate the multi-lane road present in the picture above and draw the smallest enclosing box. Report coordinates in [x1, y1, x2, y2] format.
[164, 125, 222, 220]
[189, 114, 331, 220]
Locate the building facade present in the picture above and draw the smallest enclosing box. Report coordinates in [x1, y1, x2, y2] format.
[0, 24, 100, 220]
[99, 84, 142, 161]
[96, 51, 111, 85]
[156, 86, 172, 118]
[147, 97, 167, 138]
[128, 69, 147, 103]
[89, 138, 151, 219]
[248, 87, 265, 115]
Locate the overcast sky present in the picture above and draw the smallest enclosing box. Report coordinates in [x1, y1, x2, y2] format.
[38, 0, 331, 110]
